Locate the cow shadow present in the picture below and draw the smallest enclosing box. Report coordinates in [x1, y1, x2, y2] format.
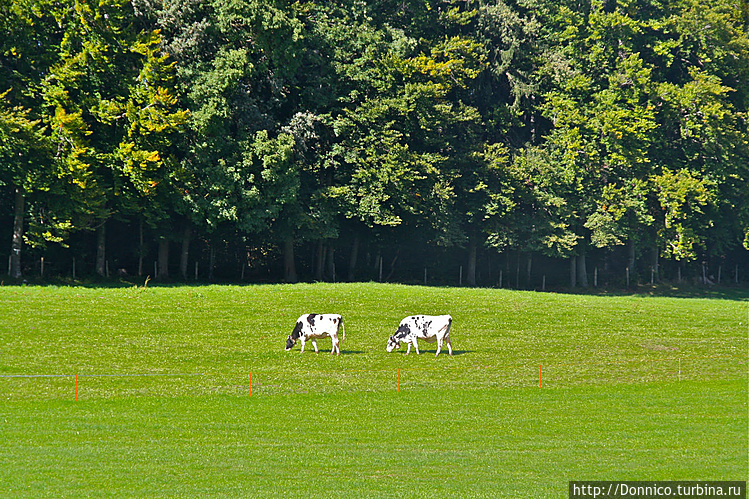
[400, 349, 471, 356]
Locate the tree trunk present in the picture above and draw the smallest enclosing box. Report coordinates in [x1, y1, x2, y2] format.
[158, 238, 169, 279]
[180, 225, 192, 280]
[284, 237, 298, 283]
[315, 240, 325, 281]
[208, 244, 216, 281]
[96, 222, 106, 277]
[347, 235, 359, 282]
[570, 256, 577, 288]
[10, 187, 25, 279]
[526, 253, 533, 288]
[628, 239, 636, 276]
[385, 249, 399, 281]
[138, 219, 144, 277]
[466, 240, 477, 287]
[576, 253, 588, 288]
[326, 247, 336, 282]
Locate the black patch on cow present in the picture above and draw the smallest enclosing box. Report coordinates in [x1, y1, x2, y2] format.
[290, 321, 304, 341]
[423, 320, 432, 334]
[306, 314, 317, 327]
[394, 324, 411, 340]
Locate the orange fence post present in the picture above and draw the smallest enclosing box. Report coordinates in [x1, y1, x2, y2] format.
[398, 369, 401, 392]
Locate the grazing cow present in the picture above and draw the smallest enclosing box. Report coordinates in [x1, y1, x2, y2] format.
[285, 314, 345, 355]
[386, 314, 453, 356]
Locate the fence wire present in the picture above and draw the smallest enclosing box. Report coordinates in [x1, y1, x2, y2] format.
[2, 355, 744, 400]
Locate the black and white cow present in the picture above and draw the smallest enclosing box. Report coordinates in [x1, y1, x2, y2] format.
[285, 314, 345, 355]
[386, 314, 453, 356]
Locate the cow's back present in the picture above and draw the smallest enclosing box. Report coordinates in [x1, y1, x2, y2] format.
[404, 314, 450, 337]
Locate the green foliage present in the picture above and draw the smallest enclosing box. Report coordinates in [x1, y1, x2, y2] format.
[654, 168, 714, 260]
[586, 180, 655, 247]
[3, 0, 748, 277]
[32, 0, 188, 235]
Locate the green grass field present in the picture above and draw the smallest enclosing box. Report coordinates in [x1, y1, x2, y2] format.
[0, 283, 747, 497]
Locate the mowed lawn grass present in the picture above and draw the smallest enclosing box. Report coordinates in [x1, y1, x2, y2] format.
[0, 283, 746, 497]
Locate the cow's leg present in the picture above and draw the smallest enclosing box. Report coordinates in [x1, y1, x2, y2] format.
[299, 339, 306, 353]
[311, 339, 319, 353]
[330, 336, 339, 355]
[435, 337, 443, 357]
[413, 338, 420, 355]
[405, 342, 412, 355]
[446, 336, 453, 356]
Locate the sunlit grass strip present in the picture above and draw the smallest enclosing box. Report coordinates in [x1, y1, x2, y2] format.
[0, 380, 745, 497]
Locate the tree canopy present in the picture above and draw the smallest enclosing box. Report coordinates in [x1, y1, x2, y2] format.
[2, 0, 747, 287]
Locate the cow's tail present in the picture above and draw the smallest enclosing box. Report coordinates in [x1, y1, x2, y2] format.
[444, 316, 452, 340]
[340, 319, 346, 344]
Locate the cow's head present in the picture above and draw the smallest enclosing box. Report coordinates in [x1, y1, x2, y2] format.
[386, 336, 400, 352]
[286, 321, 304, 351]
[387, 323, 412, 352]
[285, 335, 296, 351]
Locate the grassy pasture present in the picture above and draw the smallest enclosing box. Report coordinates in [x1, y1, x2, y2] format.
[0, 283, 746, 497]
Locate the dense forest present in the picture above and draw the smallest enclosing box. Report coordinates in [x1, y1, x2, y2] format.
[1, 0, 748, 288]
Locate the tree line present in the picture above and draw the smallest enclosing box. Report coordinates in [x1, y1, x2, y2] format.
[1, 0, 748, 287]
